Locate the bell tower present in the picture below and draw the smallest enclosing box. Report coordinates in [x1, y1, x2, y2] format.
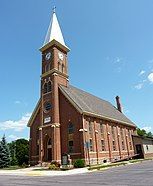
[39, 8, 70, 163]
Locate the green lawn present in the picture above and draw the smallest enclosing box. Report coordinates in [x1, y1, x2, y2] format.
[88, 158, 153, 171]
[0, 166, 24, 170]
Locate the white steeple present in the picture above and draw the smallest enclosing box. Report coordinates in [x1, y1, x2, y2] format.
[43, 8, 66, 47]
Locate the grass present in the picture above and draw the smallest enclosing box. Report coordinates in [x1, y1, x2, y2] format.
[33, 168, 51, 171]
[88, 162, 127, 171]
[88, 158, 153, 171]
[0, 166, 23, 170]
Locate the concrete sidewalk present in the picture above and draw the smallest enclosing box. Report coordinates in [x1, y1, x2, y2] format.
[0, 167, 89, 176]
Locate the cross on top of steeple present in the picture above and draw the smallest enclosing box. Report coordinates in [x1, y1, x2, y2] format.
[43, 7, 66, 47]
[53, 6, 56, 13]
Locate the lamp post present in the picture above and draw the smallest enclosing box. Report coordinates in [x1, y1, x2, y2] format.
[79, 128, 90, 166]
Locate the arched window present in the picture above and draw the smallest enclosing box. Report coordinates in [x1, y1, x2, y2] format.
[58, 62, 60, 71]
[45, 64, 49, 72]
[44, 83, 47, 94]
[89, 121, 92, 134]
[49, 63, 51, 70]
[48, 81, 52, 92]
[48, 138, 52, 146]
[62, 64, 64, 73]
[68, 123, 74, 134]
[36, 129, 39, 155]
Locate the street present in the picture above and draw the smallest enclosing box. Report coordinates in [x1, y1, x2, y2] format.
[0, 160, 153, 186]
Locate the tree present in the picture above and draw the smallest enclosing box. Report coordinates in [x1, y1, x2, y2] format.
[15, 139, 29, 166]
[137, 128, 147, 137]
[147, 132, 153, 138]
[137, 128, 153, 138]
[8, 141, 18, 166]
[0, 135, 10, 168]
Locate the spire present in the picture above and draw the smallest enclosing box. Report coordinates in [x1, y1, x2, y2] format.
[43, 8, 66, 47]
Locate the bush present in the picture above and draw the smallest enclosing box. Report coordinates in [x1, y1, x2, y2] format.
[50, 161, 60, 168]
[21, 163, 29, 168]
[48, 161, 60, 170]
[49, 164, 58, 170]
[74, 159, 85, 168]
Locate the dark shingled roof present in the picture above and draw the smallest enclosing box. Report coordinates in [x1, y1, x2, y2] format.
[60, 85, 136, 127]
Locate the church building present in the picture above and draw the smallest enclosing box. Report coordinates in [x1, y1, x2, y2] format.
[28, 9, 137, 166]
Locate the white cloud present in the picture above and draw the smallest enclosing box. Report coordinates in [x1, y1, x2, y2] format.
[139, 70, 145, 76]
[14, 100, 21, 104]
[0, 113, 31, 132]
[8, 135, 21, 140]
[116, 57, 121, 63]
[148, 73, 153, 83]
[134, 83, 143, 90]
[114, 57, 122, 63]
[142, 126, 152, 133]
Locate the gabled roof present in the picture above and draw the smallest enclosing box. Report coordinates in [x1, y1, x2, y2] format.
[60, 85, 136, 127]
[27, 99, 41, 127]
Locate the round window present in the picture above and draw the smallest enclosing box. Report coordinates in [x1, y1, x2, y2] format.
[44, 102, 52, 112]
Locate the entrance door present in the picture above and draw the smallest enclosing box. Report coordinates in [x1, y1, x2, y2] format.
[47, 148, 52, 161]
[136, 144, 144, 158]
[47, 138, 52, 161]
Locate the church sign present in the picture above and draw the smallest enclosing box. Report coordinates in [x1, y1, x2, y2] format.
[44, 117, 51, 124]
[61, 153, 70, 165]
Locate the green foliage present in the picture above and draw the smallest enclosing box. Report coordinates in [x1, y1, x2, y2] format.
[8, 138, 29, 166]
[49, 164, 58, 170]
[48, 161, 60, 170]
[74, 159, 85, 168]
[0, 135, 10, 168]
[147, 132, 153, 138]
[137, 128, 147, 137]
[137, 128, 153, 138]
[50, 161, 61, 168]
[15, 139, 29, 166]
[8, 141, 18, 166]
[21, 162, 29, 168]
[88, 162, 127, 170]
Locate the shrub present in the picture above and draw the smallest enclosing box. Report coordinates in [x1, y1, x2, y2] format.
[48, 161, 60, 170]
[74, 159, 85, 168]
[49, 164, 59, 170]
[21, 163, 29, 168]
[50, 161, 60, 168]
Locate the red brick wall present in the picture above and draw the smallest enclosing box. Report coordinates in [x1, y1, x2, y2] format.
[29, 109, 41, 165]
[59, 90, 84, 160]
[83, 116, 136, 164]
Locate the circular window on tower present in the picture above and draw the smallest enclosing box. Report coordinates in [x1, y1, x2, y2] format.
[44, 102, 52, 113]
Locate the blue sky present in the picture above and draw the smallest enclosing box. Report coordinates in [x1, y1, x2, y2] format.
[0, 0, 153, 142]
